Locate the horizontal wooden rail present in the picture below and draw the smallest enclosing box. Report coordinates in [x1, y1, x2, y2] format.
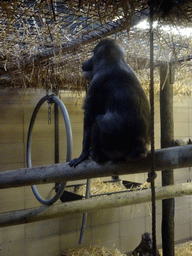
[0, 182, 192, 227]
[0, 145, 192, 189]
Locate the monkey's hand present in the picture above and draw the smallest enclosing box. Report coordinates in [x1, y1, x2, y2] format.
[69, 151, 89, 167]
[131, 249, 137, 256]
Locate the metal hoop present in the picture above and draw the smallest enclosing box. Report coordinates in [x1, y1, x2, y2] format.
[27, 94, 73, 205]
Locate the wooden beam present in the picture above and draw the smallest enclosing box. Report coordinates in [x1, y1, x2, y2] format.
[0, 182, 192, 227]
[1, 145, 192, 189]
[160, 61, 175, 255]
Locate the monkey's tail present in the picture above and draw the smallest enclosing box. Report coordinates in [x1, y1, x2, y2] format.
[96, 111, 124, 136]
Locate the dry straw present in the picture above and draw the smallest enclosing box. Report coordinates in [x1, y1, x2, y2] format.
[62, 245, 126, 256]
[159, 241, 192, 256]
[62, 241, 192, 255]
[68, 178, 150, 197]
[0, 1, 192, 94]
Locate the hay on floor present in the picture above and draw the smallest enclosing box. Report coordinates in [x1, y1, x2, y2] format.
[61, 245, 126, 256]
[159, 242, 192, 256]
[71, 178, 150, 197]
[62, 241, 192, 256]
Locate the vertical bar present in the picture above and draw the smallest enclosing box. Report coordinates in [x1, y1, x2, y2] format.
[54, 103, 59, 164]
[79, 179, 91, 244]
[160, 62, 175, 256]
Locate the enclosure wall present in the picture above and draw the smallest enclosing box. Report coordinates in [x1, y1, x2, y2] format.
[0, 88, 192, 256]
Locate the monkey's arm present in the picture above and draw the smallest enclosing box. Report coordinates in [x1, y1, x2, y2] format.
[131, 244, 142, 256]
[131, 250, 137, 256]
[69, 115, 92, 167]
[69, 129, 90, 167]
[69, 80, 105, 167]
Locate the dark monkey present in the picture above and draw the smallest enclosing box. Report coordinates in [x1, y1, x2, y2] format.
[132, 233, 160, 256]
[69, 39, 151, 167]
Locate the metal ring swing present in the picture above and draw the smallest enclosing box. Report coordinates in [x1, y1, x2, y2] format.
[26, 94, 73, 205]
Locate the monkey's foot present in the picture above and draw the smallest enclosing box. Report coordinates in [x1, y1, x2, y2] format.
[90, 153, 107, 165]
[126, 147, 148, 162]
[69, 152, 89, 167]
[135, 147, 148, 159]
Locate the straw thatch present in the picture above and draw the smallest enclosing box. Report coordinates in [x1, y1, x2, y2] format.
[0, 0, 192, 93]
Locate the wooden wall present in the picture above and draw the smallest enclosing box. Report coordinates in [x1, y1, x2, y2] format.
[0, 88, 192, 256]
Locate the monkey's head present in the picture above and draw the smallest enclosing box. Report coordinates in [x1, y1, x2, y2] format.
[82, 57, 93, 81]
[82, 38, 125, 81]
[142, 232, 152, 249]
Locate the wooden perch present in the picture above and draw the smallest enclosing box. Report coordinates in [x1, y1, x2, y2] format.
[0, 145, 192, 189]
[0, 181, 192, 227]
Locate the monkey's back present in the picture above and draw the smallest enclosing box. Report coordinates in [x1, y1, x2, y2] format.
[89, 65, 151, 160]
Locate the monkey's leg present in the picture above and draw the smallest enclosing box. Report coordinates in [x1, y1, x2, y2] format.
[90, 123, 108, 164]
[69, 123, 91, 167]
[126, 137, 149, 161]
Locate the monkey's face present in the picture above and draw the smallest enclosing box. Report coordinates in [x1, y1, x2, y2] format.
[145, 238, 152, 249]
[142, 233, 152, 250]
[82, 40, 116, 81]
[82, 39, 125, 82]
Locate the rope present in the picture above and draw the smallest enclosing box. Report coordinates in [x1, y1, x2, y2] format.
[147, 3, 158, 255]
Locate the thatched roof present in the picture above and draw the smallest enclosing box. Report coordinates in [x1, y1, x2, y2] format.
[1, 0, 192, 94]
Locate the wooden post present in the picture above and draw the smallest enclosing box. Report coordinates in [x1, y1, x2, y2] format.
[0, 182, 192, 228]
[160, 62, 175, 256]
[1, 145, 192, 189]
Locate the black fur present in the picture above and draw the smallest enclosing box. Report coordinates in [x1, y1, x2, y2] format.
[132, 232, 160, 256]
[69, 39, 151, 167]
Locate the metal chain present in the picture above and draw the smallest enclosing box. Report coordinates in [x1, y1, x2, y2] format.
[48, 102, 52, 125]
[51, 64, 57, 95]
[46, 61, 50, 96]
[46, 63, 55, 125]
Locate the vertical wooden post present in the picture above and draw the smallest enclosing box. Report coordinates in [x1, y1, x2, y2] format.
[160, 62, 175, 256]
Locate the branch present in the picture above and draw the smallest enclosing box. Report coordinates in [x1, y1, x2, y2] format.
[0, 145, 192, 189]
